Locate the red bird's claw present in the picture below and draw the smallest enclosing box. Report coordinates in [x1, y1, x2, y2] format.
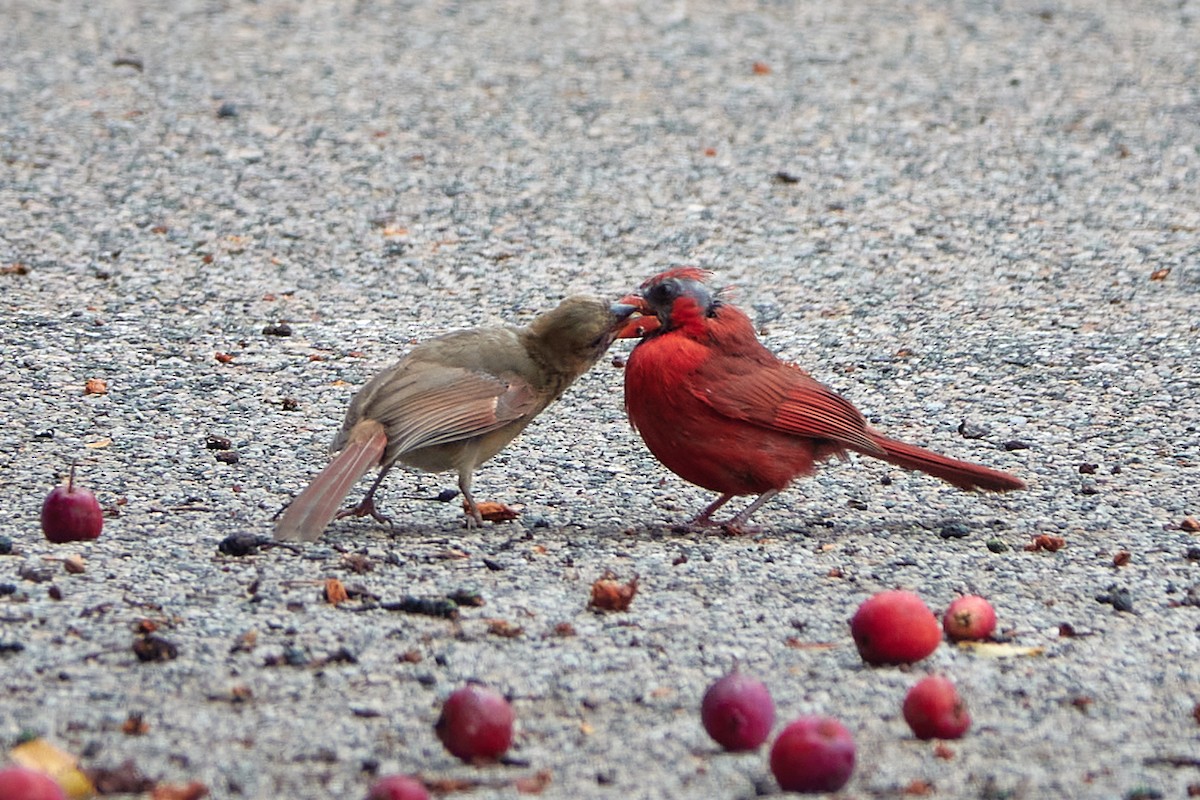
[670, 519, 726, 536]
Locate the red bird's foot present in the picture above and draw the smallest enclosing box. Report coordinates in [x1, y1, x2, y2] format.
[719, 521, 763, 537]
[336, 496, 395, 529]
[677, 516, 725, 532]
[687, 493, 737, 529]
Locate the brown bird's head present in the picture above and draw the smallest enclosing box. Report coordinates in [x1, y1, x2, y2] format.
[523, 295, 638, 379]
[616, 267, 719, 338]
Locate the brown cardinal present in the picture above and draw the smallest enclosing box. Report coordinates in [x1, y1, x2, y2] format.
[620, 268, 1025, 531]
[274, 296, 636, 541]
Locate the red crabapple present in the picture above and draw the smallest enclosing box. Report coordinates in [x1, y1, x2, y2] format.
[903, 676, 971, 740]
[700, 669, 775, 751]
[769, 715, 856, 793]
[850, 590, 940, 665]
[943, 595, 997, 641]
[0, 767, 67, 800]
[40, 464, 103, 543]
[365, 774, 429, 800]
[434, 683, 514, 762]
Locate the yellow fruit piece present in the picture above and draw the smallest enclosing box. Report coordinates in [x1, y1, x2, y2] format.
[9, 738, 96, 798]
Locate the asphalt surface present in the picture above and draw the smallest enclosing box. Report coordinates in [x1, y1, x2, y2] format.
[2, 1, 1199, 798]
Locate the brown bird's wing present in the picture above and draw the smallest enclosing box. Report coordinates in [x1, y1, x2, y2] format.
[344, 358, 542, 462]
[689, 357, 887, 457]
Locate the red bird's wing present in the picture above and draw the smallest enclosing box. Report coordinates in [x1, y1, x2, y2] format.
[690, 357, 887, 457]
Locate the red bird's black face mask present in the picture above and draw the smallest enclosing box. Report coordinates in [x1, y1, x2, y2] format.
[642, 277, 718, 335]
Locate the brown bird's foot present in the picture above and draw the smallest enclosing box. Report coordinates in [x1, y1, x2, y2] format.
[460, 498, 484, 529]
[336, 496, 395, 530]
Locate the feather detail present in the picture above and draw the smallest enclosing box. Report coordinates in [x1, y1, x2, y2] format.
[869, 431, 1027, 492]
[275, 419, 387, 541]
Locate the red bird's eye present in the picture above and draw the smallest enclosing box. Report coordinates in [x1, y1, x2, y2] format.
[646, 281, 680, 306]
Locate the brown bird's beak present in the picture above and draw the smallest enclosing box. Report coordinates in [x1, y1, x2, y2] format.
[611, 301, 639, 321]
[613, 294, 659, 339]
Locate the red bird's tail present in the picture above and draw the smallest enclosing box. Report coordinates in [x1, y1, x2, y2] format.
[274, 419, 388, 541]
[868, 432, 1026, 493]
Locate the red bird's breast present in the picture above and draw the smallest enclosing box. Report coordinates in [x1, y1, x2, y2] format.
[624, 316, 835, 496]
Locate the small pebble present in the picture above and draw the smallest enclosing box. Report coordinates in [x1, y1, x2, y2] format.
[133, 634, 180, 662]
[19, 563, 54, 583]
[958, 420, 990, 439]
[1096, 585, 1134, 613]
[940, 521, 971, 539]
[283, 647, 310, 666]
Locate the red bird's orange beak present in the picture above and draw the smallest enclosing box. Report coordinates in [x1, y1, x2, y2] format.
[614, 294, 660, 339]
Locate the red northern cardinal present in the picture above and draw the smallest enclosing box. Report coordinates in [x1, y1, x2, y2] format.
[619, 268, 1025, 531]
[274, 296, 636, 541]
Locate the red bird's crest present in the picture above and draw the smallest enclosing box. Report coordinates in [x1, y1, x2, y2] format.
[639, 266, 712, 289]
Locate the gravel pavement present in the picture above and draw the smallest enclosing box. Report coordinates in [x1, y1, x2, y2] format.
[2, 1, 1199, 798]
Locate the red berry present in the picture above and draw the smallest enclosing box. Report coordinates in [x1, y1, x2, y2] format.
[40, 464, 103, 543]
[0, 767, 67, 800]
[365, 775, 429, 800]
[943, 595, 996, 641]
[700, 670, 775, 751]
[903, 676, 971, 740]
[434, 683, 514, 762]
[850, 590, 940, 665]
[769, 716, 856, 793]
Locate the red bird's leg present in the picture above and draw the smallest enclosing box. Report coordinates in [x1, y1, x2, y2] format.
[720, 489, 781, 535]
[336, 465, 396, 529]
[690, 493, 736, 527]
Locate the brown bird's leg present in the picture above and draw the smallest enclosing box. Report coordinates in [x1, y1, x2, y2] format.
[720, 489, 781, 535]
[336, 463, 397, 529]
[458, 468, 483, 528]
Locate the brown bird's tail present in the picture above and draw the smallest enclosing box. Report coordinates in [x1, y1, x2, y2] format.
[867, 431, 1026, 493]
[274, 420, 388, 541]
